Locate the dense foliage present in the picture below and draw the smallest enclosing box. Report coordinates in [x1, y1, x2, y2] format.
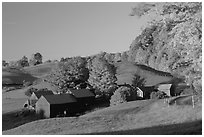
[44, 56, 89, 93]
[2, 60, 8, 67]
[150, 91, 168, 99]
[110, 86, 137, 106]
[132, 74, 145, 88]
[129, 2, 202, 94]
[19, 56, 29, 67]
[29, 52, 43, 66]
[87, 56, 117, 98]
[25, 87, 38, 97]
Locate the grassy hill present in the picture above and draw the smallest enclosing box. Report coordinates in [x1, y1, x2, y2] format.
[3, 97, 201, 135]
[2, 68, 37, 85]
[23, 62, 59, 78]
[116, 62, 181, 86]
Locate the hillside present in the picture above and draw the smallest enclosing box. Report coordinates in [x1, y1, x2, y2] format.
[3, 97, 201, 135]
[128, 3, 202, 94]
[2, 2, 202, 135]
[116, 62, 181, 86]
[23, 62, 59, 78]
[2, 68, 37, 85]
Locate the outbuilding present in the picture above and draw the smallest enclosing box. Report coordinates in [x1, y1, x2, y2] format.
[136, 87, 144, 99]
[68, 89, 95, 109]
[29, 90, 54, 107]
[36, 94, 78, 118]
[156, 84, 172, 96]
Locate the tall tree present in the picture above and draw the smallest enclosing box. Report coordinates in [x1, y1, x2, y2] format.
[29, 52, 43, 66]
[88, 56, 117, 97]
[2, 60, 8, 67]
[20, 56, 29, 67]
[44, 56, 89, 93]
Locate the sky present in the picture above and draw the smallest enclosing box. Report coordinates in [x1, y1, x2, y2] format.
[2, 2, 143, 62]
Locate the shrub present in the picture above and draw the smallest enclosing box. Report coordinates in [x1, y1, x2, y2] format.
[23, 81, 32, 87]
[25, 87, 38, 97]
[110, 86, 137, 106]
[150, 91, 168, 99]
[29, 52, 43, 66]
[36, 110, 45, 119]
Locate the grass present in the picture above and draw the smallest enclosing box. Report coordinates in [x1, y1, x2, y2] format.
[2, 70, 37, 85]
[2, 109, 43, 131]
[116, 62, 175, 86]
[3, 98, 201, 135]
[23, 62, 58, 77]
[87, 120, 202, 135]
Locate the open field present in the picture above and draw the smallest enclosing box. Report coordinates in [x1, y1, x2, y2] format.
[2, 62, 201, 135]
[23, 62, 58, 78]
[3, 97, 201, 135]
[2, 69, 37, 85]
[115, 62, 176, 86]
[2, 87, 29, 114]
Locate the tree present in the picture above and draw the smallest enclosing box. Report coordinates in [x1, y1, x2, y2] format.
[114, 53, 122, 62]
[129, 2, 202, 94]
[121, 51, 129, 62]
[110, 86, 137, 106]
[44, 56, 89, 93]
[132, 74, 145, 88]
[25, 87, 38, 97]
[29, 52, 43, 66]
[2, 60, 8, 67]
[45, 60, 52, 63]
[88, 57, 117, 98]
[150, 91, 168, 99]
[19, 56, 29, 67]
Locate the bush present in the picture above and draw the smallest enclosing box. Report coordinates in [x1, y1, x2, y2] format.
[23, 81, 32, 87]
[110, 86, 137, 106]
[150, 91, 168, 99]
[25, 87, 38, 97]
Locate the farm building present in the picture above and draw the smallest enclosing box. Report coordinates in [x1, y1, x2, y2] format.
[136, 87, 144, 99]
[68, 89, 95, 109]
[139, 86, 155, 99]
[36, 94, 78, 118]
[155, 84, 172, 96]
[29, 90, 54, 107]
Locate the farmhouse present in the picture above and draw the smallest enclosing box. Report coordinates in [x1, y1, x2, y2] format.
[36, 94, 78, 118]
[29, 90, 54, 107]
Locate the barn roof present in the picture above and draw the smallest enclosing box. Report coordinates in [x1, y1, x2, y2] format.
[43, 94, 77, 104]
[69, 89, 95, 98]
[156, 84, 172, 90]
[34, 90, 54, 99]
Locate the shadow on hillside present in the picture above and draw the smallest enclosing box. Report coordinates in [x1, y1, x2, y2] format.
[3, 73, 37, 85]
[85, 120, 202, 135]
[169, 95, 193, 105]
[2, 110, 42, 131]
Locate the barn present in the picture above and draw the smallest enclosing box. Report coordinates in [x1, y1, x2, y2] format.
[69, 89, 95, 110]
[29, 90, 54, 107]
[36, 94, 78, 118]
[156, 84, 172, 96]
